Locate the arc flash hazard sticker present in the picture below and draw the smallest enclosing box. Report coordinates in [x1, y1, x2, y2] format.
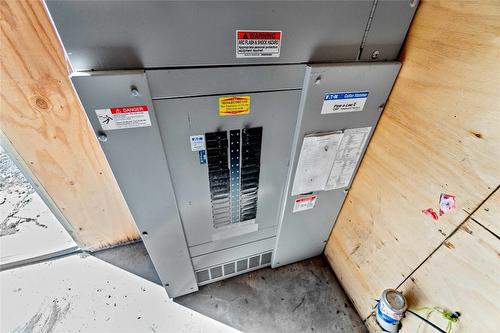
[219, 96, 250, 116]
[95, 105, 151, 130]
[293, 195, 317, 213]
[236, 30, 282, 58]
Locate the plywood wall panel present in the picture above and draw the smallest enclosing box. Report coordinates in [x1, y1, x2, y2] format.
[325, 0, 500, 318]
[364, 208, 500, 333]
[399, 219, 500, 333]
[471, 188, 500, 236]
[0, 0, 139, 250]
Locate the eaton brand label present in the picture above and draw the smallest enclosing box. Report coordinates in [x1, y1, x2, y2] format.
[321, 91, 369, 114]
[95, 105, 151, 130]
[236, 30, 282, 58]
[190, 135, 206, 151]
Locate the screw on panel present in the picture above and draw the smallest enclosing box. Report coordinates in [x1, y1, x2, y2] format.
[142, 231, 148, 235]
[315, 76, 321, 85]
[131, 87, 140, 97]
[371, 50, 380, 60]
[409, 0, 417, 8]
[97, 133, 108, 142]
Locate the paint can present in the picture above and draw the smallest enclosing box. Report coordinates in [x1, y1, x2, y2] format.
[375, 289, 407, 332]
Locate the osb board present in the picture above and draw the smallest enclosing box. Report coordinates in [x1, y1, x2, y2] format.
[0, 1, 139, 250]
[471, 187, 500, 236]
[398, 220, 500, 333]
[325, 0, 500, 318]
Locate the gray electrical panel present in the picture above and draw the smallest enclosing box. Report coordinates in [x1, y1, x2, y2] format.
[46, 0, 418, 297]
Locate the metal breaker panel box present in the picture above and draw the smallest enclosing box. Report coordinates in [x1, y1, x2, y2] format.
[46, 1, 416, 70]
[48, 0, 417, 297]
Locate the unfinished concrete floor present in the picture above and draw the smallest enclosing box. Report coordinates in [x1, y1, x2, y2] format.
[93, 242, 366, 332]
[176, 256, 366, 333]
[0, 249, 236, 333]
[2, 240, 366, 333]
[0, 146, 77, 268]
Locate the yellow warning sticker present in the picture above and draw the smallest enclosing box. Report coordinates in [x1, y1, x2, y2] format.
[219, 96, 250, 116]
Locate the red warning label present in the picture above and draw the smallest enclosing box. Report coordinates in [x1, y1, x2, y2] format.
[96, 105, 151, 130]
[236, 30, 282, 58]
[293, 195, 317, 213]
[110, 105, 148, 114]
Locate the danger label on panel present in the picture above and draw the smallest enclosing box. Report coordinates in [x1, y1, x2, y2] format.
[219, 96, 251, 116]
[293, 195, 317, 213]
[236, 30, 282, 58]
[95, 105, 151, 130]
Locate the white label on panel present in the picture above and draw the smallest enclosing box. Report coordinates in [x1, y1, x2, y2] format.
[291, 132, 343, 195]
[321, 91, 369, 114]
[325, 127, 372, 190]
[293, 195, 317, 213]
[190, 135, 206, 151]
[236, 30, 282, 58]
[95, 105, 151, 130]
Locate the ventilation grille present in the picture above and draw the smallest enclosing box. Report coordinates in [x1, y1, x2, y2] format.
[195, 251, 272, 286]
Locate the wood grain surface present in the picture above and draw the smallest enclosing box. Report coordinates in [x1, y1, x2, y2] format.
[0, 0, 139, 250]
[325, 0, 500, 318]
[399, 218, 500, 333]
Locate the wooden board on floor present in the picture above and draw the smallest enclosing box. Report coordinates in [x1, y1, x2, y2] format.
[364, 315, 383, 333]
[325, 0, 500, 318]
[0, 1, 139, 250]
[398, 220, 500, 333]
[471, 188, 500, 236]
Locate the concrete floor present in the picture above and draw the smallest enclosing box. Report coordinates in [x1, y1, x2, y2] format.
[93, 242, 366, 332]
[176, 256, 366, 333]
[0, 146, 77, 267]
[0, 249, 236, 333]
[2, 240, 366, 333]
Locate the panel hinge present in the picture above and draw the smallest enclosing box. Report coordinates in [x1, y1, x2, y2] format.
[357, 0, 379, 60]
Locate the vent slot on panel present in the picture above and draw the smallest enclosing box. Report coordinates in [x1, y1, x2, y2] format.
[237, 259, 248, 272]
[210, 266, 223, 279]
[249, 255, 260, 268]
[224, 262, 235, 275]
[196, 270, 210, 283]
[195, 252, 273, 286]
[261, 252, 272, 265]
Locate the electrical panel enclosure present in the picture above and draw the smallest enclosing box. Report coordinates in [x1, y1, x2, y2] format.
[47, 0, 418, 297]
